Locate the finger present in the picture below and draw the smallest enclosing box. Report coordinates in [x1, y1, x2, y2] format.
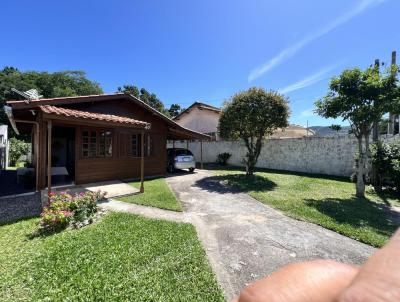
[337, 229, 400, 302]
[236, 260, 358, 302]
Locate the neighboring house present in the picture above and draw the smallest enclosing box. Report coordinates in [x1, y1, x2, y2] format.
[173, 102, 221, 140]
[173, 101, 313, 140]
[5, 93, 207, 191]
[271, 124, 314, 138]
[309, 126, 352, 137]
[0, 125, 9, 169]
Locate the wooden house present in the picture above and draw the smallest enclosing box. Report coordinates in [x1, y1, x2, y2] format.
[5, 93, 208, 194]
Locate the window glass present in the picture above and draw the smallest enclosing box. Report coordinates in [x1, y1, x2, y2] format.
[82, 129, 112, 158]
[175, 149, 193, 156]
[131, 133, 153, 157]
[132, 134, 139, 157]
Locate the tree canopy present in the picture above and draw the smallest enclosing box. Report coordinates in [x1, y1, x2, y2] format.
[0, 67, 103, 128]
[117, 85, 170, 116]
[168, 104, 183, 118]
[219, 87, 289, 175]
[315, 65, 399, 197]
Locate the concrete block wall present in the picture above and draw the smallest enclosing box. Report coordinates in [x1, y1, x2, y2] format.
[171, 136, 360, 177]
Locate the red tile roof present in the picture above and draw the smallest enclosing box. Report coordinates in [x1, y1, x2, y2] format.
[39, 105, 150, 129]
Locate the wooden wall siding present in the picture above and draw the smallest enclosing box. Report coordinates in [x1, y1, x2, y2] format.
[75, 130, 166, 184]
[73, 99, 168, 184]
[68, 99, 166, 132]
[36, 99, 169, 188]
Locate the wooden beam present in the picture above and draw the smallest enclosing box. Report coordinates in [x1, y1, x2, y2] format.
[14, 119, 40, 191]
[47, 120, 52, 197]
[140, 130, 145, 193]
[35, 123, 39, 191]
[200, 139, 203, 169]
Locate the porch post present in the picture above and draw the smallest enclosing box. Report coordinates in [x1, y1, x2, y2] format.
[200, 139, 203, 169]
[47, 120, 52, 197]
[172, 140, 175, 149]
[140, 130, 145, 193]
[35, 123, 40, 191]
[186, 140, 189, 150]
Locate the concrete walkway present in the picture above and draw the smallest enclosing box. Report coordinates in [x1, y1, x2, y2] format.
[165, 170, 376, 300]
[98, 199, 187, 222]
[97, 170, 376, 300]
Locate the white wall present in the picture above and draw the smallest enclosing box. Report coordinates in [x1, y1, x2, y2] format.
[171, 136, 362, 177]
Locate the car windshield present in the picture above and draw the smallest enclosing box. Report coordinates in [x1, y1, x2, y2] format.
[175, 149, 193, 156]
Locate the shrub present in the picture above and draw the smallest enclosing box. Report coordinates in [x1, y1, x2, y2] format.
[217, 152, 231, 166]
[9, 137, 30, 166]
[370, 140, 400, 193]
[40, 191, 105, 232]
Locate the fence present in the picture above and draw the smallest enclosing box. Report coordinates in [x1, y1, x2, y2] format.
[170, 135, 399, 177]
[0, 142, 8, 170]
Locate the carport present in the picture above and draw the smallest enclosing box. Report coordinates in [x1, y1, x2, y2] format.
[167, 126, 209, 169]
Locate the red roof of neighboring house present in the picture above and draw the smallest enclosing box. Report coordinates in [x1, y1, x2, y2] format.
[39, 105, 150, 129]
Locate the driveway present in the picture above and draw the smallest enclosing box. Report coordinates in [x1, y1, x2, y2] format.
[166, 170, 375, 300]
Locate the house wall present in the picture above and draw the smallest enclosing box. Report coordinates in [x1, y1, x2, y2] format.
[36, 99, 169, 188]
[72, 99, 168, 184]
[175, 107, 220, 135]
[75, 127, 166, 184]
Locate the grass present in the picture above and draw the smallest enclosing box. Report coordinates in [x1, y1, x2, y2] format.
[118, 177, 183, 212]
[0, 212, 224, 302]
[213, 166, 399, 248]
[7, 162, 26, 170]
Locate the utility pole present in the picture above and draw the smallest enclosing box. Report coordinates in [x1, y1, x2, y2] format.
[371, 59, 380, 189]
[372, 59, 380, 142]
[388, 51, 397, 135]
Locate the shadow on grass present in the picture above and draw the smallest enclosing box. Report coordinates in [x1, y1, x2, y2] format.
[305, 197, 400, 237]
[367, 189, 400, 206]
[206, 164, 350, 182]
[27, 227, 66, 240]
[194, 174, 277, 194]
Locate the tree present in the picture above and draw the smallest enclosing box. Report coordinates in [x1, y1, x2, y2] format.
[329, 124, 342, 133]
[168, 104, 182, 118]
[117, 85, 170, 116]
[0, 67, 103, 134]
[219, 87, 289, 176]
[9, 137, 30, 166]
[315, 65, 399, 197]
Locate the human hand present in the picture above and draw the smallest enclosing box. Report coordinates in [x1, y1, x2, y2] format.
[233, 229, 400, 302]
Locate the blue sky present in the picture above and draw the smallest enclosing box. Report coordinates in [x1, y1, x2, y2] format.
[1, 0, 399, 126]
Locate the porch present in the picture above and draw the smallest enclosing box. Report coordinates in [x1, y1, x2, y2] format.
[44, 180, 139, 199]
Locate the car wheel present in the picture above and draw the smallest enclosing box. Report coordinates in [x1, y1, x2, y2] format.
[189, 168, 195, 173]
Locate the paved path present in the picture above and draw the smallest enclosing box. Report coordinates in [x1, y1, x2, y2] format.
[98, 170, 376, 300]
[166, 170, 376, 300]
[98, 199, 187, 223]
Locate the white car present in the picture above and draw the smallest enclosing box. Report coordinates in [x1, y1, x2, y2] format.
[167, 148, 196, 173]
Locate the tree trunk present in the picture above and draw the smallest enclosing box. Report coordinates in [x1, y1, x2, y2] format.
[356, 136, 365, 198]
[244, 136, 263, 177]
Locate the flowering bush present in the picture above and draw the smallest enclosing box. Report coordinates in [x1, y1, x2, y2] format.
[40, 190, 105, 232]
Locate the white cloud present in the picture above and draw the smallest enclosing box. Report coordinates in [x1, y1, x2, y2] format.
[248, 0, 386, 81]
[278, 64, 338, 94]
[300, 108, 315, 117]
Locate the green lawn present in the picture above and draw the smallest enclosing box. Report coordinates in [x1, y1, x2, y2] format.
[214, 167, 399, 248]
[0, 212, 224, 302]
[118, 178, 182, 212]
